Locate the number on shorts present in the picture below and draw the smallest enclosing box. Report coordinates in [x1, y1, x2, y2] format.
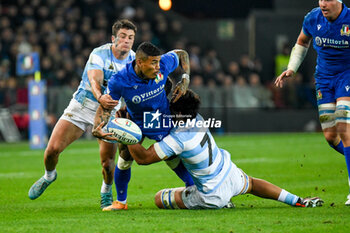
[200, 133, 213, 166]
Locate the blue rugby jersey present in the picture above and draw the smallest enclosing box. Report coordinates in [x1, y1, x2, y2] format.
[73, 43, 135, 110]
[153, 114, 232, 194]
[107, 51, 179, 140]
[303, 3, 350, 78]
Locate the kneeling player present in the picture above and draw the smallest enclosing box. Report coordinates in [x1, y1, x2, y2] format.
[125, 90, 323, 209]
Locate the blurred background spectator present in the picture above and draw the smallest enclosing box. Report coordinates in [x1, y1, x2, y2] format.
[0, 0, 319, 139]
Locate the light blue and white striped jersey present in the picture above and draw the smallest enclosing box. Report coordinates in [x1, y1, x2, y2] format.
[154, 114, 232, 194]
[73, 43, 135, 110]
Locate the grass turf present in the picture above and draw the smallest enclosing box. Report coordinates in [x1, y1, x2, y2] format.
[1, 133, 350, 232]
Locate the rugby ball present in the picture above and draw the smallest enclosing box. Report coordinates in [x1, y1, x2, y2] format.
[106, 118, 142, 145]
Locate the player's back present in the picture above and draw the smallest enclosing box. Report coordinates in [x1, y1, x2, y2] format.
[168, 114, 232, 194]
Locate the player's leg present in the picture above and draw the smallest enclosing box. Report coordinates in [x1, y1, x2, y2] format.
[28, 119, 84, 200]
[155, 187, 187, 209]
[335, 97, 350, 205]
[319, 102, 344, 154]
[103, 143, 133, 211]
[98, 139, 117, 208]
[246, 176, 323, 207]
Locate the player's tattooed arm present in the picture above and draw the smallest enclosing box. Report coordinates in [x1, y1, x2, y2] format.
[172, 49, 190, 102]
[92, 105, 112, 138]
[173, 49, 190, 75]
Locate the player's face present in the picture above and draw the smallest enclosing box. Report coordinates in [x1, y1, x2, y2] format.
[112, 28, 135, 53]
[319, 0, 342, 21]
[139, 56, 161, 79]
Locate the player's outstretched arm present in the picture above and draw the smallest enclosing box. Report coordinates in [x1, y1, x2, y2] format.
[172, 49, 190, 102]
[275, 30, 311, 88]
[88, 69, 118, 110]
[127, 144, 162, 165]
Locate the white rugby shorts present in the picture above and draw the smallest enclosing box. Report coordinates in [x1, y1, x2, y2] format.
[181, 162, 249, 209]
[59, 98, 121, 132]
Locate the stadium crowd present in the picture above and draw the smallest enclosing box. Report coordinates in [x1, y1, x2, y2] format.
[0, 0, 317, 138]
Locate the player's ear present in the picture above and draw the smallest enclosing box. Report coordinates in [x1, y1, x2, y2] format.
[111, 35, 115, 43]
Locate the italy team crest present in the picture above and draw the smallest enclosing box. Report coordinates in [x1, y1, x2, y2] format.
[155, 72, 164, 84]
[341, 24, 350, 36]
[317, 90, 322, 100]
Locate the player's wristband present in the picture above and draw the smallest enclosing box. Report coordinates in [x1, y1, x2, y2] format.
[97, 95, 102, 103]
[287, 43, 308, 72]
[181, 73, 190, 82]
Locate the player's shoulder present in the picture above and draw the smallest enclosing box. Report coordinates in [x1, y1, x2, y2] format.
[304, 7, 322, 21]
[91, 43, 112, 56]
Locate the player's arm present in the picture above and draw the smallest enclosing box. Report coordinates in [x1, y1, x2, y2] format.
[127, 144, 162, 165]
[92, 105, 116, 140]
[275, 30, 311, 88]
[172, 49, 190, 103]
[87, 69, 118, 110]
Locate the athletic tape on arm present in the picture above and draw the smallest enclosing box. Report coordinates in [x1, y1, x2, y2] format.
[287, 44, 308, 72]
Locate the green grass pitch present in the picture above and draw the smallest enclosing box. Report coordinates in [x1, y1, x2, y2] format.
[1, 133, 350, 232]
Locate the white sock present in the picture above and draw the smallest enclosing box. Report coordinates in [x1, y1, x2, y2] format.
[101, 181, 112, 193]
[278, 189, 299, 206]
[118, 199, 127, 204]
[44, 169, 56, 181]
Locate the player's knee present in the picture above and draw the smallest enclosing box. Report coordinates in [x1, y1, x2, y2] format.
[323, 130, 338, 143]
[155, 188, 180, 209]
[118, 143, 133, 161]
[154, 190, 164, 209]
[45, 143, 62, 157]
[318, 103, 336, 130]
[117, 156, 133, 170]
[101, 158, 114, 173]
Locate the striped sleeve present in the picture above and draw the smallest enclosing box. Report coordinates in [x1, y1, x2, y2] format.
[153, 133, 184, 160]
[87, 51, 104, 71]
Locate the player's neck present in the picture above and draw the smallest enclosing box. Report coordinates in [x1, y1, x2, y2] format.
[134, 63, 149, 81]
[111, 46, 128, 60]
[326, 4, 343, 22]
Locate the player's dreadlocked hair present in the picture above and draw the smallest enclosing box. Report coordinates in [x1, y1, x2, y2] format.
[136, 42, 162, 59]
[170, 89, 201, 120]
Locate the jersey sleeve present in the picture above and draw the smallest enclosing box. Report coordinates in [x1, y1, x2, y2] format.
[302, 9, 315, 37]
[86, 49, 104, 71]
[153, 131, 184, 160]
[107, 75, 122, 100]
[160, 51, 180, 74]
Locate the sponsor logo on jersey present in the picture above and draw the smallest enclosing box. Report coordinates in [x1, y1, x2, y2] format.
[314, 36, 349, 48]
[341, 24, 350, 36]
[131, 84, 165, 104]
[155, 72, 164, 84]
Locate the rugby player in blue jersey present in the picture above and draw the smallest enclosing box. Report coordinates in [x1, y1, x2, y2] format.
[92, 42, 194, 210]
[275, 0, 350, 205]
[114, 89, 322, 209]
[28, 19, 137, 208]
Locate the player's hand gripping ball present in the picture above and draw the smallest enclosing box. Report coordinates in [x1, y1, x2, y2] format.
[107, 118, 142, 145]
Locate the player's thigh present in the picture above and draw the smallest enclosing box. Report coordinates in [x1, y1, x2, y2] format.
[98, 139, 117, 160]
[47, 119, 85, 152]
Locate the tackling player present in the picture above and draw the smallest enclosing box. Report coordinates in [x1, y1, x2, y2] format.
[97, 89, 323, 209]
[275, 0, 350, 205]
[28, 19, 137, 209]
[92, 42, 194, 210]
